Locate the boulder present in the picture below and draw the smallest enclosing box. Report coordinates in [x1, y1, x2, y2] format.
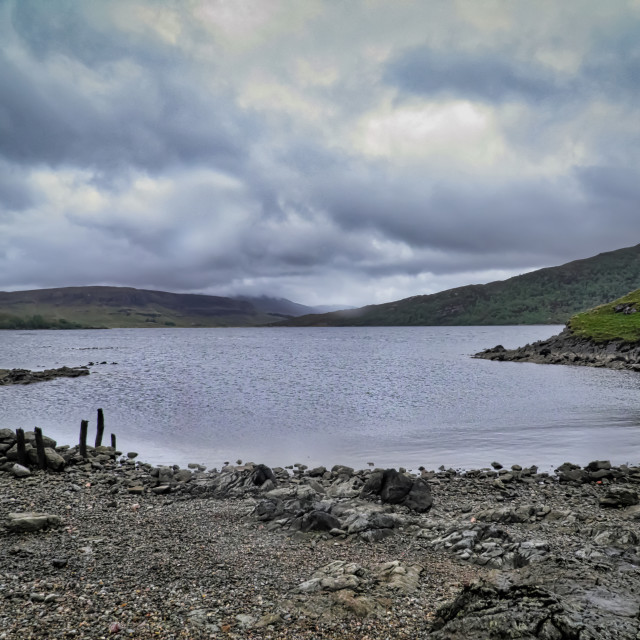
[586, 460, 611, 471]
[11, 463, 31, 478]
[402, 478, 433, 513]
[331, 464, 355, 478]
[361, 468, 432, 513]
[44, 447, 65, 471]
[379, 469, 413, 504]
[25, 431, 57, 449]
[599, 486, 639, 508]
[250, 464, 276, 487]
[301, 510, 342, 533]
[556, 462, 588, 484]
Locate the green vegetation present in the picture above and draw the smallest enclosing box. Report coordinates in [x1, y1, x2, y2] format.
[0, 313, 89, 330]
[280, 243, 640, 327]
[568, 289, 640, 342]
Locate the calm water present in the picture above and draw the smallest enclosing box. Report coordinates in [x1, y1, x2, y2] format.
[1, 326, 639, 471]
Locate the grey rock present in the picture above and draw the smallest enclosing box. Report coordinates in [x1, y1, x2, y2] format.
[6, 512, 62, 532]
[173, 469, 193, 483]
[44, 447, 65, 471]
[362, 468, 432, 513]
[331, 464, 354, 477]
[301, 510, 342, 532]
[360, 528, 394, 542]
[250, 464, 276, 487]
[151, 485, 171, 495]
[600, 486, 639, 508]
[402, 478, 433, 513]
[11, 463, 31, 478]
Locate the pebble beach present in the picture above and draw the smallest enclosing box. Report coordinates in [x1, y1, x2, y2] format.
[1, 428, 639, 639]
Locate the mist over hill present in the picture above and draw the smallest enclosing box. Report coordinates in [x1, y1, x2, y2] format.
[276, 244, 640, 327]
[0, 287, 326, 329]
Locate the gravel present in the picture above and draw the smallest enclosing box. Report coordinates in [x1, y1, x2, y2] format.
[1, 449, 639, 639]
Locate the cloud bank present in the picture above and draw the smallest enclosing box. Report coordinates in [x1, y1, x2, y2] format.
[1, 0, 639, 306]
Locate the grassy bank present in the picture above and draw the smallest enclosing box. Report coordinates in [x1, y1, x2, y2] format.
[568, 289, 640, 342]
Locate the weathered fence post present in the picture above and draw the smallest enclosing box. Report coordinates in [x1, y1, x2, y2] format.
[95, 408, 104, 448]
[110, 433, 117, 450]
[34, 427, 47, 470]
[80, 420, 88, 458]
[16, 428, 28, 467]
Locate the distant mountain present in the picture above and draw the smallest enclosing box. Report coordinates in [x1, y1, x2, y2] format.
[276, 243, 640, 326]
[0, 286, 310, 329]
[234, 296, 331, 318]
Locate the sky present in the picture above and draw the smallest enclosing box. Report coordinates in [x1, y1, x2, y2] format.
[1, 0, 640, 307]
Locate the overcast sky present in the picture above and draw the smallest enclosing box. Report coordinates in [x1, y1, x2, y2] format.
[1, 0, 639, 307]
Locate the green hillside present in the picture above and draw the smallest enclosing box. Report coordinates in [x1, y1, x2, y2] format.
[278, 243, 640, 326]
[0, 287, 284, 329]
[568, 289, 640, 342]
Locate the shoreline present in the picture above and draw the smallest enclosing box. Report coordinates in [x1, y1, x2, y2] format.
[475, 326, 640, 371]
[2, 430, 639, 638]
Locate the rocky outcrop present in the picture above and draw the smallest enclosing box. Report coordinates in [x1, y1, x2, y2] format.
[0, 366, 89, 385]
[431, 563, 640, 639]
[475, 327, 640, 371]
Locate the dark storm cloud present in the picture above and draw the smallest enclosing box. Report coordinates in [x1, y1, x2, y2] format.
[0, 4, 257, 176]
[1, 0, 640, 306]
[576, 165, 640, 212]
[385, 47, 564, 104]
[386, 11, 640, 110]
[312, 165, 584, 262]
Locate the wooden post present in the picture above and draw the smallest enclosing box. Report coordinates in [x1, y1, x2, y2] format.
[16, 428, 28, 467]
[110, 433, 117, 449]
[34, 427, 47, 470]
[95, 408, 104, 448]
[80, 420, 88, 458]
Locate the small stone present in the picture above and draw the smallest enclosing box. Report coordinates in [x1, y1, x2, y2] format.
[151, 485, 171, 495]
[126, 452, 138, 459]
[255, 613, 282, 628]
[11, 463, 31, 478]
[127, 486, 145, 495]
[235, 614, 256, 628]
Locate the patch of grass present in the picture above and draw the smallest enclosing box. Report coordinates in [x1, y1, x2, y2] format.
[568, 289, 640, 342]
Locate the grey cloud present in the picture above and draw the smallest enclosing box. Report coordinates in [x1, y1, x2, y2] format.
[1, 0, 640, 307]
[385, 46, 565, 103]
[0, 162, 34, 212]
[576, 166, 640, 204]
[1, 5, 257, 176]
[310, 162, 612, 267]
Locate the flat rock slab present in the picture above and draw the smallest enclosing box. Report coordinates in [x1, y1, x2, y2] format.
[0, 366, 89, 386]
[6, 512, 62, 533]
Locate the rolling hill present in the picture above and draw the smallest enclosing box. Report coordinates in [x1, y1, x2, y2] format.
[277, 243, 640, 326]
[0, 287, 324, 329]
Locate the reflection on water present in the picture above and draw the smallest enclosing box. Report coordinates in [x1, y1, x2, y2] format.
[0, 326, 639, 470]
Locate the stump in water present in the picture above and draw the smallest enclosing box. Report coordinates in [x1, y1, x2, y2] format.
[34, 427, 47, 470]
[16, 428, 28, 467]
[95, 408, 104, 448]
[79, 420, 88, 458]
